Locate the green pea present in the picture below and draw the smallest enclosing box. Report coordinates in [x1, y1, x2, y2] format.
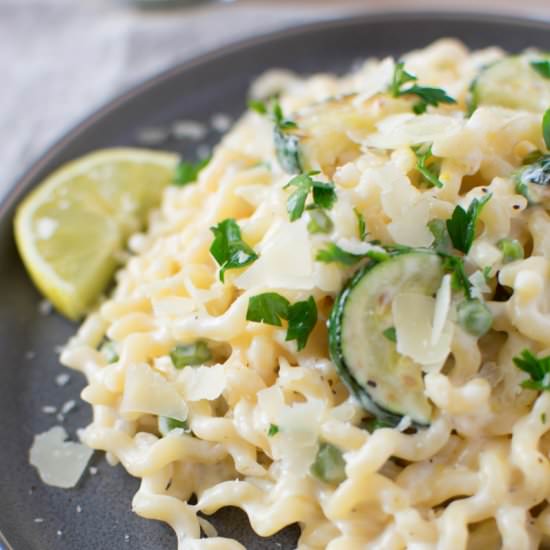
[497, 238, 524, 263]
[310, 442, 346, 484]
[457, 299, 493, 337]
[170, 340, 212, 369]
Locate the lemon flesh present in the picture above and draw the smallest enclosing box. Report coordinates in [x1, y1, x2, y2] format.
[14, 148, 179, 320]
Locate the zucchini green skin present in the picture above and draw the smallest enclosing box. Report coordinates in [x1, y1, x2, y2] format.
[515, 154, 550, 205]
[328, 252, 443, 428]
[471, 55, 550, 112]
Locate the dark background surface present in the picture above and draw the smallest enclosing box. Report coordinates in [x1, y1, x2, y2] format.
[1, 13, 550, 550]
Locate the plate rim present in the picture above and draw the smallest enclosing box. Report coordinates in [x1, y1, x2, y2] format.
[2, 10, 550, 220]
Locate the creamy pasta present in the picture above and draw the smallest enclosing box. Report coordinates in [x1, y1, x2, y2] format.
[60, 39, 550, 549]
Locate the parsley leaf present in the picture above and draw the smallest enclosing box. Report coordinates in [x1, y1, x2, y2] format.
[286, 296, 317, 351]
[246, 293, 290, 326]
[247, 99, 268, 115]
[210, 219, 258, 282]
[543, 108, 550, 150]
[248, 98, 302, 174]
[412, 143, 443, 188]
[389, 62, 416, 96]
[284, 172, 336, 221]
[513, 349, 550, 391]
[267, 423, 279, 436]
[246, 293, 317, 350]
[307, 209, 333, 234]
[389, 61, 456, 114]
[428, 219, 452, 254]
[446, 194, 491, 254]
[354, 208, 367, 240]
[173, 157, 210, 186]
[531, 60, 550, 79]
[442, 255, 472, 299]
[382, 327, 397, 343]
[316, 243, 365, 265]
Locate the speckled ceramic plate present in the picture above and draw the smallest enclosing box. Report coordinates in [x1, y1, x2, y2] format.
[1, 12, 550, 550]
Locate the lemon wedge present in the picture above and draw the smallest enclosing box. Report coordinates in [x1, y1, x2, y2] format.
[14, 148, 179, 320]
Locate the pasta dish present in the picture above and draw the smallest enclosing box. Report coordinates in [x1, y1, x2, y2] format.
[56, 39, 550, 548]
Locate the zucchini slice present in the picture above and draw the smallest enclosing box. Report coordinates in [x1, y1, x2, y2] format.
[515, 154, 550, 205]
[328, 252, 444, 427]
[471, 55, 550, 112]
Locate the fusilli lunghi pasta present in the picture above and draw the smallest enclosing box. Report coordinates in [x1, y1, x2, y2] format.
[61, 39, 550, 549]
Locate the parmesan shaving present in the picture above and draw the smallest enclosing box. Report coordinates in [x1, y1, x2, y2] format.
[393, 292, 453, 367]
[29, 426, 93, 488]
[120, 364, 188, 421]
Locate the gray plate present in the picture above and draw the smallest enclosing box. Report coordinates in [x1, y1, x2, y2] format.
[1, 12, 550, 550]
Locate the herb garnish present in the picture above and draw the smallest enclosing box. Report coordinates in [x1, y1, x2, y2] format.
[210, 218, 258, 282]
[284, 172, 337, 221]
[442, 255, 472, 299]
[267, 423, 279, 437]
[513, 349, 550, 391]
[354, 208, 367, 240]
[543, 108, 550, 150]
[412, 143, 443, 188]
[307, 209, 333, 234]
[382, 327, 397, 343]
[530, 60, 550, 79]
[446, 194, 492, 254]
[428, 219, 452, 254]
[173, 157, 210, 186]
[248, 98, 302, 174]
[246, 292, 290, 326]
[246, 293, 318, 351]
[316, 243, 389, 266]
[389, 61, 457, 114]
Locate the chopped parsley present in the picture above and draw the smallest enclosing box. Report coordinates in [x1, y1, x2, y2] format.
[284, 172, 337, 221]
[267, 423, 279, 437]
[543, 108, 550, 150]
[247, 99, 268, 115]
[248, 98, 302, 173]
[513, 349, 550, 391]
[170, 340, 212, 369]
[307, 209, 333, 234]
[246, 293, 318, 351]
[286, 296, 318, 351]
[389, 61, 457, 114]
[446, 194, 492, 254]
[442, 255, 472, 299]
[173, 157, 210, 186]
[531, 60, 550, 79]
[354, 208, 367, 240]
[246, 293, 290, 326]
[382, 327, 397, 343]
[158, 416, 190, 436]
[412, 143, 443, 188]
[316, 242, 389, 265]
[428, 219, 452, 254]
[210, 218, 258, 282]
[542, 412, 547, 424]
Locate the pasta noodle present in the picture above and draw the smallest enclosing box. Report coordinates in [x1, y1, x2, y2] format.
[60, 39, 550, 549]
